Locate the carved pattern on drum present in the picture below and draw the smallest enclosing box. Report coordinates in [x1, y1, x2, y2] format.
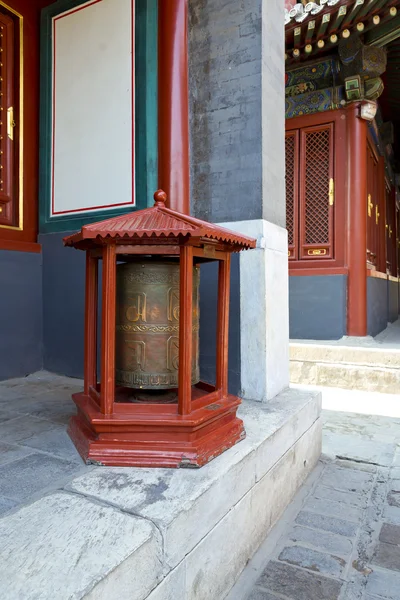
[116, 323, 200, 334]
[122, 271, 180, 285]
[125, 292, 147, 323]
[115, 261, 200, 389]
[167, 336, 179, 371]
[168, 287, 180, 321]
[125, 340, 146, 372]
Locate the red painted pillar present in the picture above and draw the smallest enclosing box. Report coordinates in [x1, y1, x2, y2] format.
[101, 243, 116, 416]
[216, 255, 231, 396]
[84, 252, 98, 395]
[378, 157, 386, 274]
[347, 103, 368, 336]
[158, 0, 190, 214]
[178, 245, 193, 415]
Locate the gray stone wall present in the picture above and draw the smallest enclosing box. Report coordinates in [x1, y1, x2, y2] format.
[189, 0, 285, 227]
[261, 0, 285, 227]
[189, 0, 263, 223]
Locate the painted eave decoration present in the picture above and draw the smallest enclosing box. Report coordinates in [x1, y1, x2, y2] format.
[63, 191, 257, 252]
[285, 0, 400, 64]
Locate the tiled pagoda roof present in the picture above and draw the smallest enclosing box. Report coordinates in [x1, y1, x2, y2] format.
[63, 190, 256, 252]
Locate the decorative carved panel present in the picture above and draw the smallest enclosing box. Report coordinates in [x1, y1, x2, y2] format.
[0, 9, 16, 228]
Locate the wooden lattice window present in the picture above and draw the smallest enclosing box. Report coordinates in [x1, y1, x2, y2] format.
[0, 8, 18, 229]
[285, 123, 335, 261]
[285, 131, 298, 259]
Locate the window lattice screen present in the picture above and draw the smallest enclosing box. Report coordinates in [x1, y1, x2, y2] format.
[304, 129, 330, 245]
[285, 134, 295, 247]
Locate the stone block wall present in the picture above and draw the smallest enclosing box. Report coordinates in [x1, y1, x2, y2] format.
[189, 0, 263, 223]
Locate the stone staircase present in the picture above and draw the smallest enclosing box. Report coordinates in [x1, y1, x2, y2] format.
[290, 342, 400, 394]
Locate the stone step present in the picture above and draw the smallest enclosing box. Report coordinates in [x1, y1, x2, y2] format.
[290, 343, 400, 394]
[0, 388, 321, 600]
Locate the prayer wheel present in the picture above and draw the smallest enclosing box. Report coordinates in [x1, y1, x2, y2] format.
[115, 260, 200, 390]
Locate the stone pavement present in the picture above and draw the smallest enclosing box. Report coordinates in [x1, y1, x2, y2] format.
[0, 371, 321, 600]
[0, 371, 88, 515]
[229, 403, 400, 600]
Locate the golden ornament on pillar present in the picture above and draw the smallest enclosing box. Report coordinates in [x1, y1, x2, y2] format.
[115, 260, 200, 390]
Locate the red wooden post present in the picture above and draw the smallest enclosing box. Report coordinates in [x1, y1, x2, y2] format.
[158, 0, 190, 214]
[178, 244, 193, 415]
[216, 254, 231, 395]
[347, 103, 368, 337]
[378, 157, 386, 273]
[101, 243, 116, 416]
[84, 252, 98, 395]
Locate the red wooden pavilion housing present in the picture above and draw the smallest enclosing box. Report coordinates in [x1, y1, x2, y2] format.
[63, 190, 256, 468]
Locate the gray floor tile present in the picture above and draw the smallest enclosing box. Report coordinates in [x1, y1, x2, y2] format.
[0, 387, 29, 403]
[380, 523, 400, 546]
[21, 428, 82, 463]
[288, 525, 353, 556]
[0, 453, 81, 501]
[295, 511, 358, 537]
[278, 545, 346, 577]
[0, 410, 21, 424]
[0, 415, 59, 443]
[366, 569, 400, 599]
[27, 402, 76, 424]
[373, 542, 400, 572]
[0, 496, 18, 517]
[0, 454, 80, 502]
[248, 590, 283, 600]
[0, 442, 34, 466]
[257, 561, 342, 600]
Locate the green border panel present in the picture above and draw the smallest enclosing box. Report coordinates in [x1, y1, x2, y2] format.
[39, 0, 158, 234]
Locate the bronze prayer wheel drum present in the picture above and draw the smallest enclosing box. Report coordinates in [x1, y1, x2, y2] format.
[115, 260, 200, 390]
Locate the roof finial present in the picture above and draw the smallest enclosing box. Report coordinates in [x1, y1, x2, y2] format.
[154, 189, 167, 207]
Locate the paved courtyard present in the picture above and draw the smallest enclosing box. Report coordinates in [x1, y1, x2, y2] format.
[1, 374, 400, 600]
[0, 372, 88, 515]
[230, 396, 400, 600]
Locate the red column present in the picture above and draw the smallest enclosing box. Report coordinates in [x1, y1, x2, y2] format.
[347, 103, 368, 336]
[84, 252, 98, 395]
[216, 254, 231, 396]
[378, 157, 386, 274]
[158, 0, 190, 214]
[101, 243, 116, 416]
[178, 245, 193, 415]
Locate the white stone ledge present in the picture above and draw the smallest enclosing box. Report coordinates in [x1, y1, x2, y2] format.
[147, 417, 322, 600]
[0, 492, 163, 600]
[220, 218, 288, 253]
[0, 388, 321, 600]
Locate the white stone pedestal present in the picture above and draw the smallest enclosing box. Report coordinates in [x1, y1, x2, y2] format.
[222, 219, 290, 401]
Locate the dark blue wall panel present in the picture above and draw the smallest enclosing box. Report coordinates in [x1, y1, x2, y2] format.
[289, 275, 347, 340]
[388, 280, 399, 324]
[367, 277, 388, 337]
[199, 254, 240, 396]
[0, 249, 43, 381]
[40, 232, 86, 378]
